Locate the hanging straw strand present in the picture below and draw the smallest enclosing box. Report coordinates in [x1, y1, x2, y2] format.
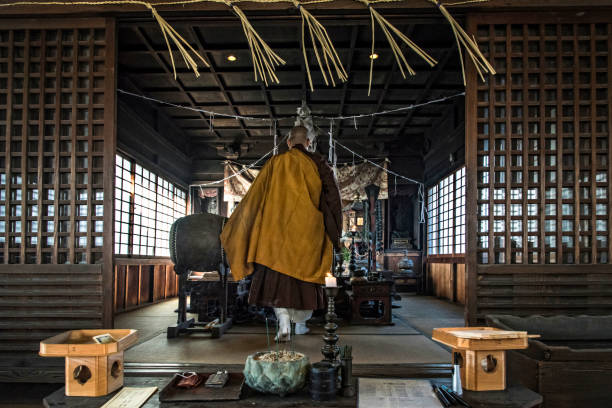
[293, 0, 347, 91]
[225, 1, 286, 85]
[146, 3, 209, 78]
[429, 0, 495, 85]
[361, 0, 437, 95]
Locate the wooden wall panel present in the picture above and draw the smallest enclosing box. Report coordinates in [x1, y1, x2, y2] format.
[466, 13, 612, 323]
[477, 264, 612, 316]
[0, 264, 102, 381]
[457, 263, 466, 305]
[428, 263, 453, 300]
[114, 264, 126, 311]
[125, 265, 140, 308]
[113, 260, 177, 313]
[153, 264, 166, 301]
[166, 265, 178, 297]
[139, 265, 152, 305]
[0, 264, 103, 352]
[427, 263, 467, 305]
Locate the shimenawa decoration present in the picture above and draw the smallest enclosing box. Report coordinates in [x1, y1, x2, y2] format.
[360, 0, 437, 96]
[293, 0, 348, 91]
[428, 0, 496, 84]
[0, 0, 495, 89]
[147, 2, 210, 79]
[224, 0, 286, 85]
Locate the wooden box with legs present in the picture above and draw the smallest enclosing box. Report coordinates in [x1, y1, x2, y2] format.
[433, 327, 536, 391]
[40, 329, 138, 397]
[65, 351, 125, 396]
[453, 348, 506, 391]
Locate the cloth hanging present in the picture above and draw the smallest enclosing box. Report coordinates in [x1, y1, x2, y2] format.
[224, 158, 389, 205]
[223, 162, 260, 203]
[336, 160, 389, 203]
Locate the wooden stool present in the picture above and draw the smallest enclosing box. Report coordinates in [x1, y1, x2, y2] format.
[349, 280, 392, 325]
[39, 329, 138, 396]
[432, 327, 535, 391]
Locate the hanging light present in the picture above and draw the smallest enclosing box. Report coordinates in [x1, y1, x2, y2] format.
[227, 55, 237, 62]
[369, 53, 379, 60]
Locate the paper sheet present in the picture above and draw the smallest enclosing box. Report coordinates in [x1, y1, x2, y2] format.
[358, 378, 442, 408]
[100, 387, 157, 408]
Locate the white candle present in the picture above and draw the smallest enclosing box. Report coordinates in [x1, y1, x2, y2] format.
[325, 275, 337, 287]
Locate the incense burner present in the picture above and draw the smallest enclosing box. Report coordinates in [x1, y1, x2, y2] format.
[243, 351, 310, 396]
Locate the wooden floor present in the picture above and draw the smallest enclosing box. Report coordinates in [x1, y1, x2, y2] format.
[0, 295, 464, 407]
[115, 294, 463, 377]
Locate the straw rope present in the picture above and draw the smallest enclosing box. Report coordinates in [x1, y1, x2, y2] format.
[293, 0, 348, 91]
[225, 1, 286, 85]
[147, 3, 210, 79]
[0, 0, 487, 5]
[428, 0, 495, 85]
[360, 0, 437, 96]
[0, 0, 494, 88]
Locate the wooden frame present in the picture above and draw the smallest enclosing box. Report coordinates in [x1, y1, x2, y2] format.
[114, 151, 187, 258]
[466, 12, 612, 324]
[1, 1, 612, 16]
[426, 166, 466, 259]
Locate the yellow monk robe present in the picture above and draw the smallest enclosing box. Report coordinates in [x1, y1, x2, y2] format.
[220, 148, 333, 285]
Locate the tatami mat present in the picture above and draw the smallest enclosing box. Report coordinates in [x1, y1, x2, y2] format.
[125, 332, 450, 365]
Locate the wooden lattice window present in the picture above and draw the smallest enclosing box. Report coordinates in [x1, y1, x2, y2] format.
[475, 22, 610, 265]
[427, 166, 466, 256]
[114, 154, 132, 255]
[0, 26, 108, 264]
[114, 153, 187, 257]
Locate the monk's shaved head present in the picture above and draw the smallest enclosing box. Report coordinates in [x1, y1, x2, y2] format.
[288, 126, 310, 148]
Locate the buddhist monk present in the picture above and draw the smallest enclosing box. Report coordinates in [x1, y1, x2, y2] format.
[220, 126, 342, 341]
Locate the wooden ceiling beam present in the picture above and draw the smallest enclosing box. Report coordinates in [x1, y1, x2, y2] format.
[138, 83, 462, 93]
[258, 83, 282, 145]
[337, 26, 359, 122]
[394, 48, 456, 141]
[119, 64, 458, 75]
[120, 75, 193, 153]
[188, 26, 252, 140]
[132, 26, 222, 140]
[365, 24, 415, 140]
[119, 42, 453, 54]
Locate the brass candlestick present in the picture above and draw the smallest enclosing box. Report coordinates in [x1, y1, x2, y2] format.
[322, 286, 340, 366]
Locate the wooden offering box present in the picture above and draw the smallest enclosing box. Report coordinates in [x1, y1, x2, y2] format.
[432, 327, 533, 392]
[40, 329, 138, 397]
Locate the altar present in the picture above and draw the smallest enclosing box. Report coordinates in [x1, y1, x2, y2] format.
[43, 375, 542, 408]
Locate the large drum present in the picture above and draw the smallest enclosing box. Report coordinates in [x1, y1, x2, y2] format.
[169, 213, 227, 275]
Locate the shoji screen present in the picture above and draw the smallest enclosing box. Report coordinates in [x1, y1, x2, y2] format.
[466, 15, 611, 323]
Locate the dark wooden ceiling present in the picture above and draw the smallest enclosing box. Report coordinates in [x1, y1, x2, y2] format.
[117, 11, 464, 160]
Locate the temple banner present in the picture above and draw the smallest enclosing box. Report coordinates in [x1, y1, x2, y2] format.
[223, 160, 388, 203]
